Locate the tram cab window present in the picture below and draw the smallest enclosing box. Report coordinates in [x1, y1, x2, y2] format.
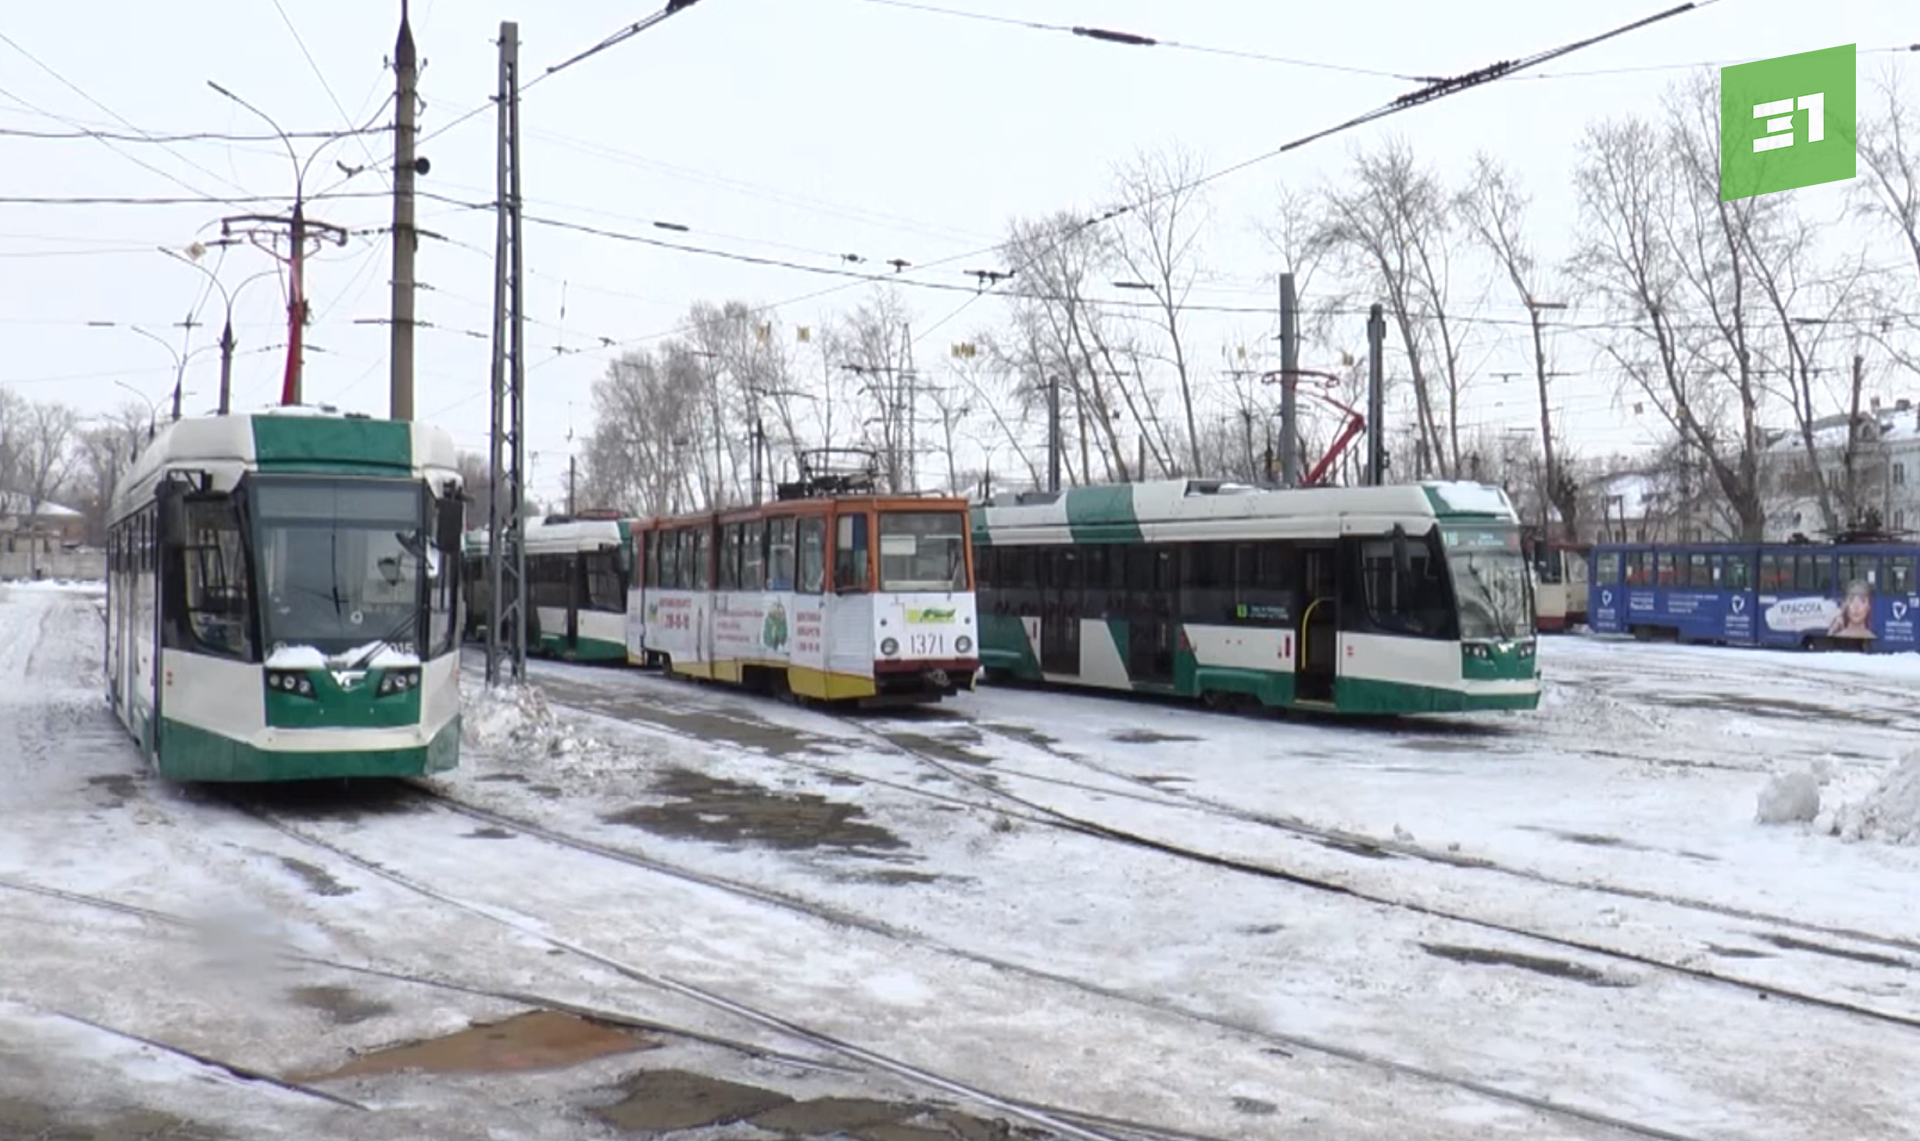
[167, 496, 254, 661]
[768, 517, 796, 591]
[834, 513, 871, 592]
[878, 510, 966, 591]
[1359, 538, 1450, 637]
[1888, 556, 1918, 596]
[741, 520, 766, 591]
[797, 517, 827, 594]
[1724, 554, 1753, 592]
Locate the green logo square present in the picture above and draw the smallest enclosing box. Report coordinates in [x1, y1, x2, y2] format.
[1721, 44, 1856, 201]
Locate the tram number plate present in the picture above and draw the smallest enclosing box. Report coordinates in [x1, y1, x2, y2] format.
[908, 632, 946, 656]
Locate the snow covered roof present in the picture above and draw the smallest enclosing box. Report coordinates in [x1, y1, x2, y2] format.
[0, 492, 81, 518]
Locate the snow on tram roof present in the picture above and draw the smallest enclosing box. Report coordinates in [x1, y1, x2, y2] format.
[973, 479, 1519, 536]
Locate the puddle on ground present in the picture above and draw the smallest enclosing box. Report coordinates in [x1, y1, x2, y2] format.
[884, 730, 993, 766]
[1238, 923, 1285, 936]
[982, 722, 1062, 752]
[0, 1098, 223, 1141]
[297, 1011, 657, 1082]
[1108, 728, 1200, 744]
[477, 772, 528, 784]
[289, 985, 394, 1026]
[277, 857, 355, 897]
[85, 773, 137, 805]
[605, 768, 907, 854]
[464, 826, 515, 840]
[841, 869, 943, 886]
[1231, 1097, 1278, 1116]
[593, 1070, 1011, 1140]
[1420, 943, 1631, 988]
[527, 784, 563, 799]
[1760, 933, 1913, 970]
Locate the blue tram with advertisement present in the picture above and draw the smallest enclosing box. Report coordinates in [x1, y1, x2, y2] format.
[1586, 541, 1920, 652]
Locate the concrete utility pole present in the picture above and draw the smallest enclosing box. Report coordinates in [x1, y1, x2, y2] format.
[1525, 297, 1568, 534]
[485, 20, 528, 686]
[390, 0, 420, 422]
[1367, 303, 1386, 486]
[1278, 274, 1300, 486]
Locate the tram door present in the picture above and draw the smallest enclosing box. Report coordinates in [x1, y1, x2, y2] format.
[1296, 545, 1339, 703]
[1125, 544, 1175, 685]
[1040, 547, 1080, 674]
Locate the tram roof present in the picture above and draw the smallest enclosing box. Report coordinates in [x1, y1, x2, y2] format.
[971, 479, 1519, 541]
[110, 407, 461, 519]
[464, 515, 628, 555]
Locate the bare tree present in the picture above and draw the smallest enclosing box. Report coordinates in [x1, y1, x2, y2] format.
[1570, 92, 1769, 540]
[0, 388, 24, 497]
[822, 287, 918, 491]
[72, 402, 150, 544]
[1459, 153, 1579, 537]
[581, 346, 708, 516]
[16, 400, 80, 521]
[1318, 139, 1474, 477]
[1111, 143, 1211, 475]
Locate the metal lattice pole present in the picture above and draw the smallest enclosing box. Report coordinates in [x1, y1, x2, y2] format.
[485, 21, 528, 687]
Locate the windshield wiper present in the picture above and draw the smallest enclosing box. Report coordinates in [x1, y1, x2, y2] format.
[348, 608, 423, 672]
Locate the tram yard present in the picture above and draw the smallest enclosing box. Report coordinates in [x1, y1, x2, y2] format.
[4, 583, 1919, 1140]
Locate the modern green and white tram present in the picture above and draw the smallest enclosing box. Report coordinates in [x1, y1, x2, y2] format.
[971, 479, 1539, 715]
[462, 513, 631, 661]
[105, 409, 467, 781]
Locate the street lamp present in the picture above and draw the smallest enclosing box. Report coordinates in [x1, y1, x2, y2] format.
[206, 81, 353, 406]
[88, 321, 217, 422]
[159, 245, 282, 415]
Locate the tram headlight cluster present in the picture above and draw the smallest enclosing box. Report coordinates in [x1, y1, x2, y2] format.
[377, 668, 422, 697]
[266, 671, 315, 698]
[955, 635, 973, 655]
[880, 637, 899, 657]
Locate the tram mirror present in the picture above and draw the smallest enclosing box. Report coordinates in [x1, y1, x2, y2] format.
[435, 497, 464, 552]
[158, 485, 187, 542]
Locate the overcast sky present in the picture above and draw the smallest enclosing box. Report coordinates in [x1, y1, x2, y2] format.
[2, 1, 1915, 504]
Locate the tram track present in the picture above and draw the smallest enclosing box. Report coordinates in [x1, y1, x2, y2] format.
[215, 784, 1723, 1141]
[514, 667, 1920, 1030]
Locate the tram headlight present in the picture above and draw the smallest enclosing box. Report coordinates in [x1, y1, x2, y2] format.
[377, 668, 422, 697]
[955, 635, 973, 655]
[265, 671, 315, 698]
[880, 637, 899, 657]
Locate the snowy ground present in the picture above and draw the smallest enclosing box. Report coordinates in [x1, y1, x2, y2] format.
[3, 583, 1918, 1140]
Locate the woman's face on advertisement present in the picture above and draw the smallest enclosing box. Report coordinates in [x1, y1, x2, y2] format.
[1847, 592, 1871, 623]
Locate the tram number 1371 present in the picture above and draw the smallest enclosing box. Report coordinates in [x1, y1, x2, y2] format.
[908, 631, 948, 656]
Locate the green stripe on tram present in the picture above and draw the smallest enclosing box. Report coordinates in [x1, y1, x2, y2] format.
[251, 416, 414, 475]
[156, 715, 461, 782]
[1065, 484, 1142, 544]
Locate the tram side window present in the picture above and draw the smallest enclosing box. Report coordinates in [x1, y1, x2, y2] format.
[741, 520, 766, 591]
[1595, 552, 1621, 584]
[1180, 543, 1231, 622]
[768, 517, 796, 591]
[1760, 554, 1787, 591]
[975, 546, 995, 590]
[1656, 552, 1678, 586]
[166, 497, 254, 660]
[1359, 539, 1450, 638]
[691, 527, 712, 591]
[1840, 556, 1879, 589]
[718, 525, 741, 590]
[643, 532, 661, 589]
[586, 550, 624, 612]
[797, 517, 827, 594]
[1625, 552, 1651, 586]
[1688, 553, 1713, 589]
[1793, 554, 1831, 593]
[834, 513, 870, 592]
[1236, 541, 1292, 623]
[1888, 557, 1918, 596]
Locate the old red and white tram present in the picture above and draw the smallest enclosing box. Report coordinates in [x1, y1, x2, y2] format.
[626, 451, 979, 705]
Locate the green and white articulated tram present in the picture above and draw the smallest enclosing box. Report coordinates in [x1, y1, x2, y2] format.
[970, 479, 1540, 715]
[461, 514, 631, 661]
[105, 408, 467, 781]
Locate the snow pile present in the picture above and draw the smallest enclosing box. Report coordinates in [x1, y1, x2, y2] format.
[1817, 751, 1920, 846]
[1755, 771, 1822, 824]
[463, 684, 596, 757]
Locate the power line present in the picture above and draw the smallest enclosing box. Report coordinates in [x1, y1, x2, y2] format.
[0, 125, 388, 143]
[1519, 42, 1920, 81]
[0, 31, 253, 199]
[269, 0, 392, 189]
[849, 0, 1432, 82]
[0, 190, 389, 207]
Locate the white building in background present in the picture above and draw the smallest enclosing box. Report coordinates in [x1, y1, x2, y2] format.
[1761, 400, 1920, 540]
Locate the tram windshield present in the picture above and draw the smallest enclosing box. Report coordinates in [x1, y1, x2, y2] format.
[1441, 525, 1535, 641]
[251, 478, 438, 659]
[878, 510, 970, 592]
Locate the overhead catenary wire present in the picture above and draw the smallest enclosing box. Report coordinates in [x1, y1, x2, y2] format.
[848, 0, 1432, 82]
[268, 0, 391, 189]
